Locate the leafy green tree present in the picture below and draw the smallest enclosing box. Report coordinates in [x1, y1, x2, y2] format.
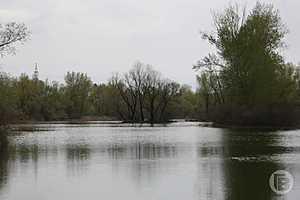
[195, 2, 299, 125]
[89, 83, 120, 118]
[15, 74, 44, 120]
[171, 85, 199, 119]
[40, 81, 66, 120]
[0, 73, 18, 125]
[64, 72, 93, 118]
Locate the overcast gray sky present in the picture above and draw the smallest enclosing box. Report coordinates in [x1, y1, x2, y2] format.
[0, 0, 299, 87]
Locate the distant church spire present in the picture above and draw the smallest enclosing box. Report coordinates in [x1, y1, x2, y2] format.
[33, 63, 39, 81]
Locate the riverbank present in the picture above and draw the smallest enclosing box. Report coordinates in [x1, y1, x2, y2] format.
[10, 118, 199, 125]
[210, 122, 300, 131]
[6, 118, 300, 132]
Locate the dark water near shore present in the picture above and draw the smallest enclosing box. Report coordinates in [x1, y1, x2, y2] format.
[0, 122, 300, 200]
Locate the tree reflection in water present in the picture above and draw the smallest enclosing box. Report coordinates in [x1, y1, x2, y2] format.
[66, 144, 91, 176]
[195, 129, 299, 200]
[0, 146, 9, 192]
[0, 126, 300, 200]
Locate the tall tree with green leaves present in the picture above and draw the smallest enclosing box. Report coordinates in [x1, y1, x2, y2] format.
[195, 2, 298, 125]
[64, 72, 92, 118]
[0, 73, 18, 125]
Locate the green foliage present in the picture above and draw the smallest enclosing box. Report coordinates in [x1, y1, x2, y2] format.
[40, 81, 66, 120]
[0, 72, 18, 125]
[0, 68, 197, 124]
[89, 83, 120, 117]
[16, 74, 43, 119]
[170, 85, 200, 119]
[64, 72, 93, 119]
[195, 2, 300, 126]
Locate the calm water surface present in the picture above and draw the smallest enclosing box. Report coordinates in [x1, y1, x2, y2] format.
[1, 122, 300, 200]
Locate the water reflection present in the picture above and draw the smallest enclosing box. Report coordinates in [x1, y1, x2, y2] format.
[196, 129, 298, 200]
[0, 124, 299, 200]
[107, 142, 177, 160]
[66, 144, 91, 176]
[0, 147, 9, 191]
[221, 130, 281, 200]
[106, 141, 180, 187]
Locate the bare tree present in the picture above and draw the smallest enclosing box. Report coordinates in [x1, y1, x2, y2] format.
[128, 62, 147, 121]
[143, 66, 162, 123]
[111, 62, 181, 123]
[157, 81, 180, 121]
[111, 73, 137, 121]
[0, 22, 30, 57]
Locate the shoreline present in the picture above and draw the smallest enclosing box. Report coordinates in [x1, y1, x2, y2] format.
[210, 122, 300, 131]
[10, 118, 200, 125]
[5, 119, 300, 131]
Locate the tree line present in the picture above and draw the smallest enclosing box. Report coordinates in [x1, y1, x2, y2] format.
[1, 1, 300, 129]
[0, 62, 199, 125]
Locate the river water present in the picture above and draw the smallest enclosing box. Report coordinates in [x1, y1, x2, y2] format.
[0, 122, 300, 200]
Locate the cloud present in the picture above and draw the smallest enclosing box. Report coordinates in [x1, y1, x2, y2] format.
[0, 9, 35, 22]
